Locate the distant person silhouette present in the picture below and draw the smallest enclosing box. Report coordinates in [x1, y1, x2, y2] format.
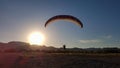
[63, 45, 66, 50]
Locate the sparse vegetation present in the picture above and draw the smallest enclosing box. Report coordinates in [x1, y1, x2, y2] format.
[0, 42, 120, 68]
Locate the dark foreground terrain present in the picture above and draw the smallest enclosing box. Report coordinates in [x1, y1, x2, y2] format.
[0, 52, 120, 68]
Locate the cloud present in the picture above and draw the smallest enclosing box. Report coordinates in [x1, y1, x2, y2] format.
[79, 40, 101, 43]
[104, 35, 112, 39]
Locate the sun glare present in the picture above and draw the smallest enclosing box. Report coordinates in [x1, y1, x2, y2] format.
[28, 32, 45, 45]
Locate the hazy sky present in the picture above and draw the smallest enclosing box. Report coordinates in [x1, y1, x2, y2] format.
[0, 0, 120, 48]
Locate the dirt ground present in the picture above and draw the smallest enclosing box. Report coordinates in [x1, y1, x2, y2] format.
[0, 53, 120, 68]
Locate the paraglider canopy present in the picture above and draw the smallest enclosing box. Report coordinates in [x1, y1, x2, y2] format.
[44, 15, 83, 28]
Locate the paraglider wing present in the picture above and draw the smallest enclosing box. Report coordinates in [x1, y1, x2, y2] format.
[44, 15, 83, 28]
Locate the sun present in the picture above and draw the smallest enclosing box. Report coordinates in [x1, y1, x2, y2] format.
[28, 32, 45, 45]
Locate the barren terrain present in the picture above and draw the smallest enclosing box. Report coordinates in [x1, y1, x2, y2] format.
[0, 53, 120, 68]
